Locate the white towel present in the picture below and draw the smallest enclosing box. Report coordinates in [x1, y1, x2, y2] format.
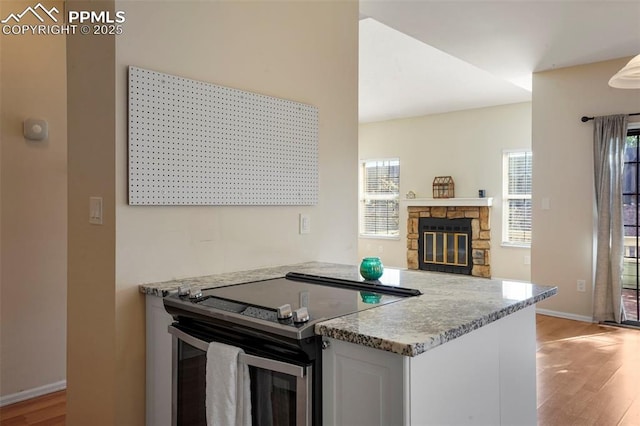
[206, 341, 252, 426]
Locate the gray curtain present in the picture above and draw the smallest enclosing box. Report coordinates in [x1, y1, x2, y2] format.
[593, 114, 628, 323]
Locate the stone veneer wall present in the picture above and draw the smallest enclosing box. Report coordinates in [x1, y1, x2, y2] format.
[407, 206, 491, 278]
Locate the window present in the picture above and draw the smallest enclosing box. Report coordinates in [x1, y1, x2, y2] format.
[622, 126, 640, 322]
[359, 159, 400, 238]
[502, 150, 532, 246]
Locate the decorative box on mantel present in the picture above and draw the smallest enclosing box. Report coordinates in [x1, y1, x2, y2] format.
[405, 198, 493, 278]
[432, 176, 455, 198]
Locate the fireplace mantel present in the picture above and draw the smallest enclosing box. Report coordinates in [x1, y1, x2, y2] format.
[401, 197, 493, 207]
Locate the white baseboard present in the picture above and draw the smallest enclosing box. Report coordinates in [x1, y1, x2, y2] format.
[536, 308, 594, 323]
[0, 380, 66, 407]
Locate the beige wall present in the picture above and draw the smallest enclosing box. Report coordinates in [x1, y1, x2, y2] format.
[359, 102, 532, 281]
[0, 0, 67, 399]
[67, 1, 358, 424]
[114, 1, 358, 284]
[532, 57, 640, 320]
[66, 0, 117, 423]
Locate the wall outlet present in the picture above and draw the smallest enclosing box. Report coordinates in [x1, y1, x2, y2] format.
[542, 197, 551, 210]
[577, 279, 586, 292]
[523, 255, 531, 265]
[299, 291, 309, 308]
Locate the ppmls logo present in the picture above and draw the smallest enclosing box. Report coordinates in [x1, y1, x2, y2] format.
[2, 2, 125, 36]
[1, 3, 59, 24]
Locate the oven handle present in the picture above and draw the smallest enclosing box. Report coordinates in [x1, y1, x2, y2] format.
[168, 325, 307, 378]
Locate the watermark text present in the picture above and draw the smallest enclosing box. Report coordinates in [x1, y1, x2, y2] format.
[1, 3, 126, 36]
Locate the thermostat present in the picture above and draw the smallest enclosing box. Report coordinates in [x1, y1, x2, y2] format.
[24, 118, 48, 141]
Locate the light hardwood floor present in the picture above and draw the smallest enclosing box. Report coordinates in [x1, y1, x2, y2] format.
[537, 314, 640, 425]
[0, 391, 65, 426]
[1, 314, 639, 425]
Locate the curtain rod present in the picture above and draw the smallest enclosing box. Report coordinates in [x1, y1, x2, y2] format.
[581, 112, 640, 122]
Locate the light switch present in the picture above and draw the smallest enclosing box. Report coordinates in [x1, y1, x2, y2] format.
[89, 197, 103, 225]
[299, 214, 310, 234]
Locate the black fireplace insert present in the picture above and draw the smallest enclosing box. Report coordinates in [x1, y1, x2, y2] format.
[418, 217, 473, 275]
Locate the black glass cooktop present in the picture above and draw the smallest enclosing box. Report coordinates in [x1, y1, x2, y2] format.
[164, 272, 421, 340]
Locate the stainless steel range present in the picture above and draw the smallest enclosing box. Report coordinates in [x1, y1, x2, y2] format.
[164, 272, 421, 426]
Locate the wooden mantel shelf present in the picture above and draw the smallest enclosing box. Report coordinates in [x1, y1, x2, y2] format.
[401, 197, 493, 207]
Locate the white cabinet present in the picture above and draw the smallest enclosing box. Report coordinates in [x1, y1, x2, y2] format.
[322, 337, 408, 426]
[322, 306, 537, 426]
[145, 295, 174, 426]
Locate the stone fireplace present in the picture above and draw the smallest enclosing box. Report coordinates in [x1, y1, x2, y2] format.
[406, 200, 491, 278]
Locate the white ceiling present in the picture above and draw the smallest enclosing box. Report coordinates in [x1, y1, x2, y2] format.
[359, 0, 640, 123]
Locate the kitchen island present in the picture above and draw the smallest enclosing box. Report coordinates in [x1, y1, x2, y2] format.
[140, 261, 556, 426]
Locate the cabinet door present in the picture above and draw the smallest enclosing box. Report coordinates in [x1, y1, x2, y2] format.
[322, 338, 407, 426]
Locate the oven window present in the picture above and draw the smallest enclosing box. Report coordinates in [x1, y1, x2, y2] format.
[177, 341, 207, 426]
[175, 340, 300, 426]
[250, 368, 297, 425]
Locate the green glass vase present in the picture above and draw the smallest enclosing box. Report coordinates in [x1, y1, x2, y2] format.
[360, 257, 384, 280]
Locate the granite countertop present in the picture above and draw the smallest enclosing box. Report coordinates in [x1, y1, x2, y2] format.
[139, 261, 557, 357]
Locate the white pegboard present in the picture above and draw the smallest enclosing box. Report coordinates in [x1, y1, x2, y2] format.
[128, 66, 319, 205]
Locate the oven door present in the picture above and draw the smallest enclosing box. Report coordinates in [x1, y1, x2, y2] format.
[169, 325, 312, 426]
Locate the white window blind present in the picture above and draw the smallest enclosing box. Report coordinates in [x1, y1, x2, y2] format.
[360, 159, 400, 237]
[503, 150, 532, 245]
